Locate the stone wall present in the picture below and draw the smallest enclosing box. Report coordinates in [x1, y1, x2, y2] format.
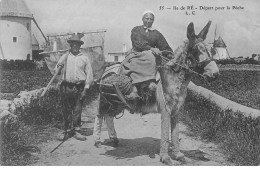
[187, 82, 260, 117]
[0, 87, 56, 165]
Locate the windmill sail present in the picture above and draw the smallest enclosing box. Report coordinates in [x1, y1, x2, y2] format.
[213, 36, 226, 48]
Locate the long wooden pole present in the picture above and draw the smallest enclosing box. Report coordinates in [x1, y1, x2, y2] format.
[46, 30, 107, 37]
[0, 42, 5, 59]
[214, 25, 217, 42]
[32, 17, 48, 43]
[40, 66, 62, 97]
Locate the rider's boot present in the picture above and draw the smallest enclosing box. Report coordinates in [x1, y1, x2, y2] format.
[125, 85, 140, 100]
[148, 81, 157, 92]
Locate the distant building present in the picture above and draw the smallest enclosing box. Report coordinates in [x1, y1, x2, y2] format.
[105, 52, 127, 62]
[0, 0, 33, 60]
[252, 54, 260, 61]
[105, 44, 127, 62]
[234, 56, 245, 62]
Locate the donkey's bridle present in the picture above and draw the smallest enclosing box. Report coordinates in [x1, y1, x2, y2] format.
[186, 42, 213, 70]
[186, 53, 212, 73]
[159, 43, 213, 79]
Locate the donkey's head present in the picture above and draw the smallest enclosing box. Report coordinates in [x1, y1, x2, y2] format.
[186, 21, 219, 81]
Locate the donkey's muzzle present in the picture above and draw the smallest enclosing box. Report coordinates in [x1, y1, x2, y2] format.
[203, 72, 219, 82]
[203, 61, 220, 82]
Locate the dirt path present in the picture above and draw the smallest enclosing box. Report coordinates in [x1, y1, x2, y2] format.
[32, 98, 234, 166]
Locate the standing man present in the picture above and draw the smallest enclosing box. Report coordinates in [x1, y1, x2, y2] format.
[55, 33, 93, 141]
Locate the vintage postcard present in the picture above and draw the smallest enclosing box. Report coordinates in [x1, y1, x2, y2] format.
[0, 0, 259, 166]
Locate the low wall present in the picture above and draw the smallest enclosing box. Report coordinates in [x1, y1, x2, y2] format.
[0, 87, 59, 165]
[0, 88, 45, 119]
[188, 82, 260, 118]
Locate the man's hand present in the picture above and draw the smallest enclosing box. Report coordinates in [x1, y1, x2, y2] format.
[80, 88, 88, 101]
[150, 48, 162, 56]
[55, 64, 64, 75]
[167, 53, 175, 59]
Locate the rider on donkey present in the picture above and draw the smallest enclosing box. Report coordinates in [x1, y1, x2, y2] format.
[119, 10, 174, 100]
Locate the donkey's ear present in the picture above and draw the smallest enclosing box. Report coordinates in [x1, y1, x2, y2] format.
[187, 22, 196, 40]
[198, 21, 212, 40]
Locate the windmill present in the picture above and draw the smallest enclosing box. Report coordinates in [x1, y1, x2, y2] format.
[210, 25, 231, 60]
[0, 0, 47, 60]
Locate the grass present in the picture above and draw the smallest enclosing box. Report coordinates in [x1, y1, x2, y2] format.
[181, 90, 260, 166]
[191, 70, 260, 110]
[2, 120, 58, 165]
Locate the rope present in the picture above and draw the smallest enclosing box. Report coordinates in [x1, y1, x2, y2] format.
[158, 50, 207, 80]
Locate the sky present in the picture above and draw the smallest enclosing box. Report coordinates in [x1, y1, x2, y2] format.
[25, 0, 260, 58]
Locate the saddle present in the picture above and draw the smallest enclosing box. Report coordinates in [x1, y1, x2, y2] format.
[98, 63, 159, 116]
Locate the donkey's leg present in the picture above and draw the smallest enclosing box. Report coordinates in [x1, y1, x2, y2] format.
[93, 94, 103, 147]
[160, 100, 172, 165]
[104, 114, 119, 147]
[157, 81, 172, 165]
[104, 114, 117, 139]
[170, 93, 186, 160]
[170, 109, 184, 160]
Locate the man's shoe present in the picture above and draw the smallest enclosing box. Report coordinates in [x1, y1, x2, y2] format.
[148, 82, 157, 92]
[73, 131, 86, 141]
[94, 141, 102, 148]
[110, 137, 119, 147]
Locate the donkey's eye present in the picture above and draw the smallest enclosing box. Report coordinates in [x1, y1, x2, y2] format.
[193, 50, 201, 59]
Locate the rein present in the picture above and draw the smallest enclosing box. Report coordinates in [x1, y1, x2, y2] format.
[158, 50, 207, 79]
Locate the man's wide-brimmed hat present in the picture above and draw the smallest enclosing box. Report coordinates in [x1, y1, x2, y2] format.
[67, 34, 84, 45]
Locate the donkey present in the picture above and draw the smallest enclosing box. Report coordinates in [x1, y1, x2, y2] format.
[98, 21, 219, 165]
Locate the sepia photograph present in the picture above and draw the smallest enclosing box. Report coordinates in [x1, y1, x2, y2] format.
[0, 0, 260, 166]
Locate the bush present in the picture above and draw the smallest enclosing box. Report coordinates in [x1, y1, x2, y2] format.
[0, 70, 52, 96]
[20, 88, 63, 125]
[0, 59, 37, 70]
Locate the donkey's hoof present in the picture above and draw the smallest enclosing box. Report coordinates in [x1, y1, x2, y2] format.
[171, 151, 185, 160]
[160, 155, 172, 166]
